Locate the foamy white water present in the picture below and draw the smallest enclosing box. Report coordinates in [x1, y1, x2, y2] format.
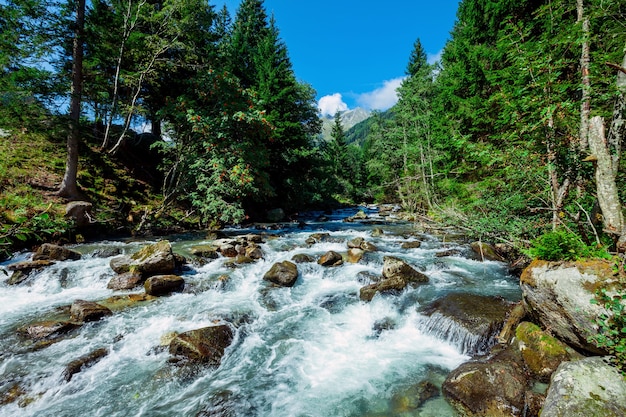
[0, 209, 520, 416]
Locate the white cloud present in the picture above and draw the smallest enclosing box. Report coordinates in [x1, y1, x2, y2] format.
[318, 93, 349, 116]
[356, 77, 404, 111]
[427, 49, 443, 65]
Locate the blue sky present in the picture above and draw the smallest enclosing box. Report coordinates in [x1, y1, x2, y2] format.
[213, 0, 460, 115]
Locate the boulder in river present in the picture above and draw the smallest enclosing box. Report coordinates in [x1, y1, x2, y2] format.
[390, 380, 439, 413]
[107, 271, 144, 290]
[144, 275, 185, 296]
[18, 320, 80, 341]
[263, 261, 299, 287]
[520, 259, 617, 353]
[442, 344, 529, 417]
[190, 245, 219, 260]
[6, 260, 55, 285]
[541, 356, 626, 417]
[382, 256, 428, 283]
[62, 347, 108, 382]
[420, 293, 515, 355]
[318, 250, 343, 267]
[109, 240, 176, 276]
[291, 253, 314, 263]
[360, 256, 429, 302]
[70, 300, 113, 322]
[33, 243, 81, 262]
[169, 324, 234, 365]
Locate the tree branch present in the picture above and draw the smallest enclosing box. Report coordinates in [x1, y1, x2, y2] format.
[606, 62, 626, 75]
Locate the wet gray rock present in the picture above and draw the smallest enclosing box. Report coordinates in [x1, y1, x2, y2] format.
[70, 300, 112, 322]
[144, 275, 185, 296]
[107, 271, 144, 290]
[263, 261, 298, 287]
[541, 357, 626, 417]
[6, 260, 55, 283]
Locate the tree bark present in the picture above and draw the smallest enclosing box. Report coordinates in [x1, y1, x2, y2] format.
[588, 116, 624, 240]
[58, 0, 85, 200]
[577, 0, 590, 151]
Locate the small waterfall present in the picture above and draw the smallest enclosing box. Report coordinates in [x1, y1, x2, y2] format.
[417, 312, 503, 356]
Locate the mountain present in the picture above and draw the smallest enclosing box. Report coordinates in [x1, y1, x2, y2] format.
[319, 107, 371, 143]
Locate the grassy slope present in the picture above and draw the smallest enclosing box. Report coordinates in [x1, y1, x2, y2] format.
[0, 119, 170, 257]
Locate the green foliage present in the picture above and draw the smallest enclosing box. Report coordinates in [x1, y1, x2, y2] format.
[527, 229, 611, 261]
[590, 286, 626, 375]
[0, 210, 68, 260]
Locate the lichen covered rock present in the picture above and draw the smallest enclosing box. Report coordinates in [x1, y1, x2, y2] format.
[541, 357, 626, 417]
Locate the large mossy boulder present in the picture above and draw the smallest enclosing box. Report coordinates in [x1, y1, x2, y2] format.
[169, 325, 234, 366]
[541, 357, 626, 417]
[520, 259, 617, 353]
[109, 240, 176, 276]
[263, 261, 299, 287]
[515, 321, 582, 382]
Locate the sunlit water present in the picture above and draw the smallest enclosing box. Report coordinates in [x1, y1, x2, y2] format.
[0, 208, 520, 416]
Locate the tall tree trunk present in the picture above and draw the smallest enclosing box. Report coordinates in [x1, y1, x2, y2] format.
[588, 117, 624, 243]
[577, 0, 590, 151]
[58, 0, 85, 200]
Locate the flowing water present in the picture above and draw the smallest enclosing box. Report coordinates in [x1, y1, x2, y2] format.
[0, 208, 521, 417]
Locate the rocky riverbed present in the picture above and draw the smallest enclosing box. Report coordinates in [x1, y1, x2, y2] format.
[0, 207, 624, 416]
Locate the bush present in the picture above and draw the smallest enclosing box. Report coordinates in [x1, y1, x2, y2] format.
[527, 229, 611, 261]
[590, 286, 626, 375]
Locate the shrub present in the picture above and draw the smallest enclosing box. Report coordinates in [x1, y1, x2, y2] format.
[526, 229, 611, 261]
[590, 286, 626, 376]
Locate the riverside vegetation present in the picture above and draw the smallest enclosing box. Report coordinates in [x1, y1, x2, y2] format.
[1, 0, 626, 415]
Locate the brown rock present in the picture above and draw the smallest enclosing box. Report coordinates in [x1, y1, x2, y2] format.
[144, 275, 185, 296]
[470, 241, 505, 262]
[18, 321, 80, 340]
[318, 251, 343, 267]
[347, 248, 364, 263]
[33, 243, 81, 261]
[70, 300, 112, 322]
[291, 253, 314, 263]
[65, 201, 93, 227]
[263, 261, 299, 287]
[401, 241, 422, 249]
[62, 348, 108, 382]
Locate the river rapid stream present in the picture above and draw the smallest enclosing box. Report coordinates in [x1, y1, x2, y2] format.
[0, 208, 521, 417]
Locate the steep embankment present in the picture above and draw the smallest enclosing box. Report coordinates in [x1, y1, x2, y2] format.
[0, 122, 169, 258]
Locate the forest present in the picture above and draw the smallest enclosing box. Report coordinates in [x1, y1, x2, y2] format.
[1, 0, 625, 256]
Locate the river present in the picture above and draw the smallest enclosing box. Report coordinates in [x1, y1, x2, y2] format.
[0, 207, 521, 416]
